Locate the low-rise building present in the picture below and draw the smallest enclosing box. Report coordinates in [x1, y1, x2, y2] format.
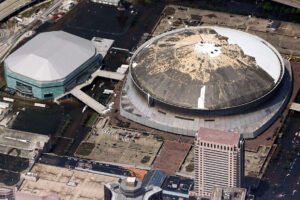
[91, 0, 120, 6]
[0, 127, 50, 161]
[4, 31, 109, 100]
[104, 177, 163, 200]
[211, 186, 247, 200]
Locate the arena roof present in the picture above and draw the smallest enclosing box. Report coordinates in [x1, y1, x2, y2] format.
[5, 31, 97, 82]
[130, 26, 285, 110]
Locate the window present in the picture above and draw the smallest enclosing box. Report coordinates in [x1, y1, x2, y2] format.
[44, 93, 54, 99]
[175, 115, 194, 121]
[16, 82, 32, 94]
[204, 118, 215, 122]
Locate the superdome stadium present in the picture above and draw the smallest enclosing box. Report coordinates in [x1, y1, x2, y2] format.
[120, 26, 293, 138]
[4, 31, 100, 100]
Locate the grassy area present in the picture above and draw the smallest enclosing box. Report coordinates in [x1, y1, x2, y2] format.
[75, 142, 95, 156]
[185, 163, 194, 172]
[85, 113, 98, 128]
[20, 1, 53, 18]
[141, 155, 151, 164]
[56, 116, 71, 136]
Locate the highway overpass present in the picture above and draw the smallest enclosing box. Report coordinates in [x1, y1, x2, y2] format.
[272, 0, 300, 9]
[0, 0, 38, 22]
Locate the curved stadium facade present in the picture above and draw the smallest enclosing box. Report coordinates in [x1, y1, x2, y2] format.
[4, 31, 100, 99]
[120, 26, 293, 138]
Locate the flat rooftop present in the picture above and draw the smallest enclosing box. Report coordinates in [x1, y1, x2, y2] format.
[211, 186, 247, 200]
[197, 127, 241, 146]
[0, 127, 49, 159]
[91, 37, 114, 56]
[18, 164, 118, 200]
[0, 153, 30, 186]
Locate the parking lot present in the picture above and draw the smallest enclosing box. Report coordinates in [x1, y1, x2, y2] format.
[153, 141, 191, 175]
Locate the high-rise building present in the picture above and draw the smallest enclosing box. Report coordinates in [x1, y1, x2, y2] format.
[194, 128, 244, 198]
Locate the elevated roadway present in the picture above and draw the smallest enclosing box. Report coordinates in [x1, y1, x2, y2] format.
[272, 0, 300, 9]
[57, 70, 125, 115]
[0, 0, 38, 22]
[70, 70, 125, 94]
[93, 69, 125, 81]
[290, 102, 300, 112]
[0, 0, 64, 62]
[70, 88, 106, 114]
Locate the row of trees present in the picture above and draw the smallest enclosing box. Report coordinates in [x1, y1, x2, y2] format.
[262, 2, 300, 14]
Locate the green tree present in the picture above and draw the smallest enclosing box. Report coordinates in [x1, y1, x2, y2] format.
[263, 2, 272, 12]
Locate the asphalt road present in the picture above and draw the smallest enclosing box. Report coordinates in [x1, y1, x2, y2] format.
[39, 154, 132, 177]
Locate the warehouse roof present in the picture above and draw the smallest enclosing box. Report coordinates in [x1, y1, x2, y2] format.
[5, 31, 97, 82]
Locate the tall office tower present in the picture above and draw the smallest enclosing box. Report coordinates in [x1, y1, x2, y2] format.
[194, 127, 244, 198]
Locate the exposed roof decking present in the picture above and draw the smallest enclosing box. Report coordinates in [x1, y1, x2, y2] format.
[120, 60, 292, 138]
[130, 26, 284, 111]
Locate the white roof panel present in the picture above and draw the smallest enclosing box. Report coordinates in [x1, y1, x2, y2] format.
[5, 31, 97, 82]
[130, 26, 285, 110]
[212, 26, 283, 82]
